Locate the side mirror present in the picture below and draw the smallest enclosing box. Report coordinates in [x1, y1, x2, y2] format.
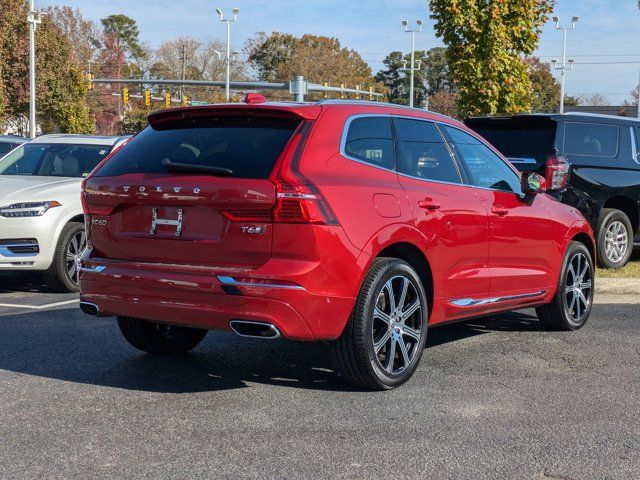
[521, 172, 546, 195]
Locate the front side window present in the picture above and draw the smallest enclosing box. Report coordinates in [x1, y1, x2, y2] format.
[441, 125, 522, 194]
[0, 143, 112, 177]
[563, 122, 619, 157]
[343, 116, 394, 169]
[393, 118, 462, 184]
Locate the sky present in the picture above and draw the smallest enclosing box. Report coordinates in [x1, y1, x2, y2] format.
[40, 0, 640, 103]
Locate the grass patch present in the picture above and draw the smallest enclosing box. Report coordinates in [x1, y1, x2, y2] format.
[597, 249, 640, 278]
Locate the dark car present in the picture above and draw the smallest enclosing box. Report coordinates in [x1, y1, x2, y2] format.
[466, 113, 640, 269]
[0, 135, 26, 158]
[78, 99, 594, 390]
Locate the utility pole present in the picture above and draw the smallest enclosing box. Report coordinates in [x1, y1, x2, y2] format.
[27, 1, 43, 138]
[401, 19, 423, 108]
[180, 45, 187, 100]
[551, 15, 579, 114]
[215, 7, 239, 102]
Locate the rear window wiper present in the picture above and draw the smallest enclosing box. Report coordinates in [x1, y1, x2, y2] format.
[162, 158, 233, 176]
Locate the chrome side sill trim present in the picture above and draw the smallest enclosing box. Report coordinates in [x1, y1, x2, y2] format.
[79, 265, 107, 273]
[450, 290, 547, 307]
[217, 276, 305, 290]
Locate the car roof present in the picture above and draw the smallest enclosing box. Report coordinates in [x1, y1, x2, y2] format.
[28, 134, 126, 146]
[467, 112, 640, 125]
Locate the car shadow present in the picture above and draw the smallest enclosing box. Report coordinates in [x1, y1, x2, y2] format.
[0, 308, 543, 393]
[0, 272, 52, 294]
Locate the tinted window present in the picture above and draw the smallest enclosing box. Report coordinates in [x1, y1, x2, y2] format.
[96, 116, 301, 178]
[632, 126, 640, 164]
[0, 143, 14, 156]
[344, 117, 394, 169]
[0, 143, 112, 177]
[564, 122, 619, 157]
[466, 120, 556, 166]
[393, 118, 461, 183]
[442, 125, 521, 193]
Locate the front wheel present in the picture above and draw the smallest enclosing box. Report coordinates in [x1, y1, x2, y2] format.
[117, 316, 207, 355]
[332, 258, 429, 390]
[536, 241, 594, 331]
[44, 222, 86, 293]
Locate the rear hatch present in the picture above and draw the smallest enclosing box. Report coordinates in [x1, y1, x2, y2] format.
[83, 106, 316, 269]
[465, 116, 558, 172]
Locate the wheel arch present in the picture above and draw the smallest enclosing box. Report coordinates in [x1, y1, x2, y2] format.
[570, 231, 596, 265]
[602, 196, 639, 235]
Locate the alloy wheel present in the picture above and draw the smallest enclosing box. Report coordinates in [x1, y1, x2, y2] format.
[604, 220, 629, 264]
[372, 275, 424, 375]
[66, 229, 87, 286]
[564, 252, 592, 323]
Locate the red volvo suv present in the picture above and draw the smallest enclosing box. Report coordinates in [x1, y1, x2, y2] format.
[79, 98, 595, 389]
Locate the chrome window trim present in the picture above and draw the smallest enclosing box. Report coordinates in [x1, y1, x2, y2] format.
[450, 290, 547, 307]
[630, 126, 639, 164]
[339, 114, 527, 198]
[562, 121, 620, 158]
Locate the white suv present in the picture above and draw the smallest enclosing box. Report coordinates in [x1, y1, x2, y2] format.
[0, 134, 129, 292]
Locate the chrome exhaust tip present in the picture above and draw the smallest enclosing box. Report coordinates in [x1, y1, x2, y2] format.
[79, 301, 100, 316]
[229, 320, 281, 339]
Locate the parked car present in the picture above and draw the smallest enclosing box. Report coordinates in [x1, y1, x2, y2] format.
[0, 135, 26, 157]
[79, 98, 595, 389]
[465, 113, 640, 269]
[0, 134, 130, 292]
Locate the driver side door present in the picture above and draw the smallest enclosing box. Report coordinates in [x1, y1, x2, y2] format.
[441, 125, 557, 298]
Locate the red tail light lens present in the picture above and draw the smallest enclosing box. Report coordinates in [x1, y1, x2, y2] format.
[270, 122, 339, 225]
[545, 154, 570, 191]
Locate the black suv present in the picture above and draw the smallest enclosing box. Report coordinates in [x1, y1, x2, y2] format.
[466, 113, 640, 269]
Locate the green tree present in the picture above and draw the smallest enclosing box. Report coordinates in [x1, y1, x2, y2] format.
[0, 0, 93, 134]
[376, 47, 453, 106]
[430, 0, 555, 116]
[246, 32, 383, 99]
[525, 56, 559, 112]
[101, 14, 145, 61]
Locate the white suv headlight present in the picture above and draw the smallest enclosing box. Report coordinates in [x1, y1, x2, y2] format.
[0, 201, 62, 218]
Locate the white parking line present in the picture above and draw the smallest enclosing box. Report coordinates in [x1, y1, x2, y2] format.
[0, 299, 80, 310]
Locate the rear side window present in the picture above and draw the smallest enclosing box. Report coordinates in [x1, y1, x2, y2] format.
[343, 117, 394, 169]
[563, 122, 619, 157]
[393, 118, 462, 183]
[0, 143, 14, 157]
[95, 116, 301, 179]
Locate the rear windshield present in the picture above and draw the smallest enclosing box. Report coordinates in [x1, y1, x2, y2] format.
[465, 120, 557, 165]
[95, 116, 301, 179]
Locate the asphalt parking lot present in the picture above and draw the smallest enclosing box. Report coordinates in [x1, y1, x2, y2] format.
[0, 273, 639, 479]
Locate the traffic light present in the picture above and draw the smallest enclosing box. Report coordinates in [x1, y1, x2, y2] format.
[323, 82, 329, 99]
[355, 84, 361, 100]
[181, 95, 188, 106]
[165, 93, 171, 108]
[122, 87, 129, 105]
[144, 90, 151, 107]
[340, 84, 346, 99]
[86, 73, 94, 90]
[369, 86, 375, 101]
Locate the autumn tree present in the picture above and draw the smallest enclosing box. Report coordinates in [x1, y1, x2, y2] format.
[580, 93, 610, 107]
[246, 32, 382, 99]
[430, 0, 555, 116]
[46, 6, 101, 69]
[525, 56, 559, 112]
[0, 0, 93, 134]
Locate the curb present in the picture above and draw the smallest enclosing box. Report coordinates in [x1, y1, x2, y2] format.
[595, 278, 640, 295]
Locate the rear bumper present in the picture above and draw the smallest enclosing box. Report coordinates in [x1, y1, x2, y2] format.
[79, 259, 356, 341]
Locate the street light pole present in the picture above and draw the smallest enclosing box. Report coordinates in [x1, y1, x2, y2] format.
[27, 0, 42, 138]
[401, 19, 423, 108]
[551, 15, 579, 114]
[216, 7, 239, 102]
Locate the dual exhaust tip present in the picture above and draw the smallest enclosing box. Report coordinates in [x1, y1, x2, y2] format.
[79, 303, 281, 340]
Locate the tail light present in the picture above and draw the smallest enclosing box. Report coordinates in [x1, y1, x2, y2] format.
[270, 122, 339, 225]
[545, 154, 570, 191]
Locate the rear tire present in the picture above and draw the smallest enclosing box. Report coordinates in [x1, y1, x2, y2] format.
[536, 241, 594, 331]
[596, 208, 633, 269]
[44, 222, 86, 293]
[117, 316, 207, 355]
[332, 258, 428, 390]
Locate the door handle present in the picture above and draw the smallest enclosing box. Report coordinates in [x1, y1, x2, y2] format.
[418, 198, 441, 212]
[491, 206, 509, 217]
